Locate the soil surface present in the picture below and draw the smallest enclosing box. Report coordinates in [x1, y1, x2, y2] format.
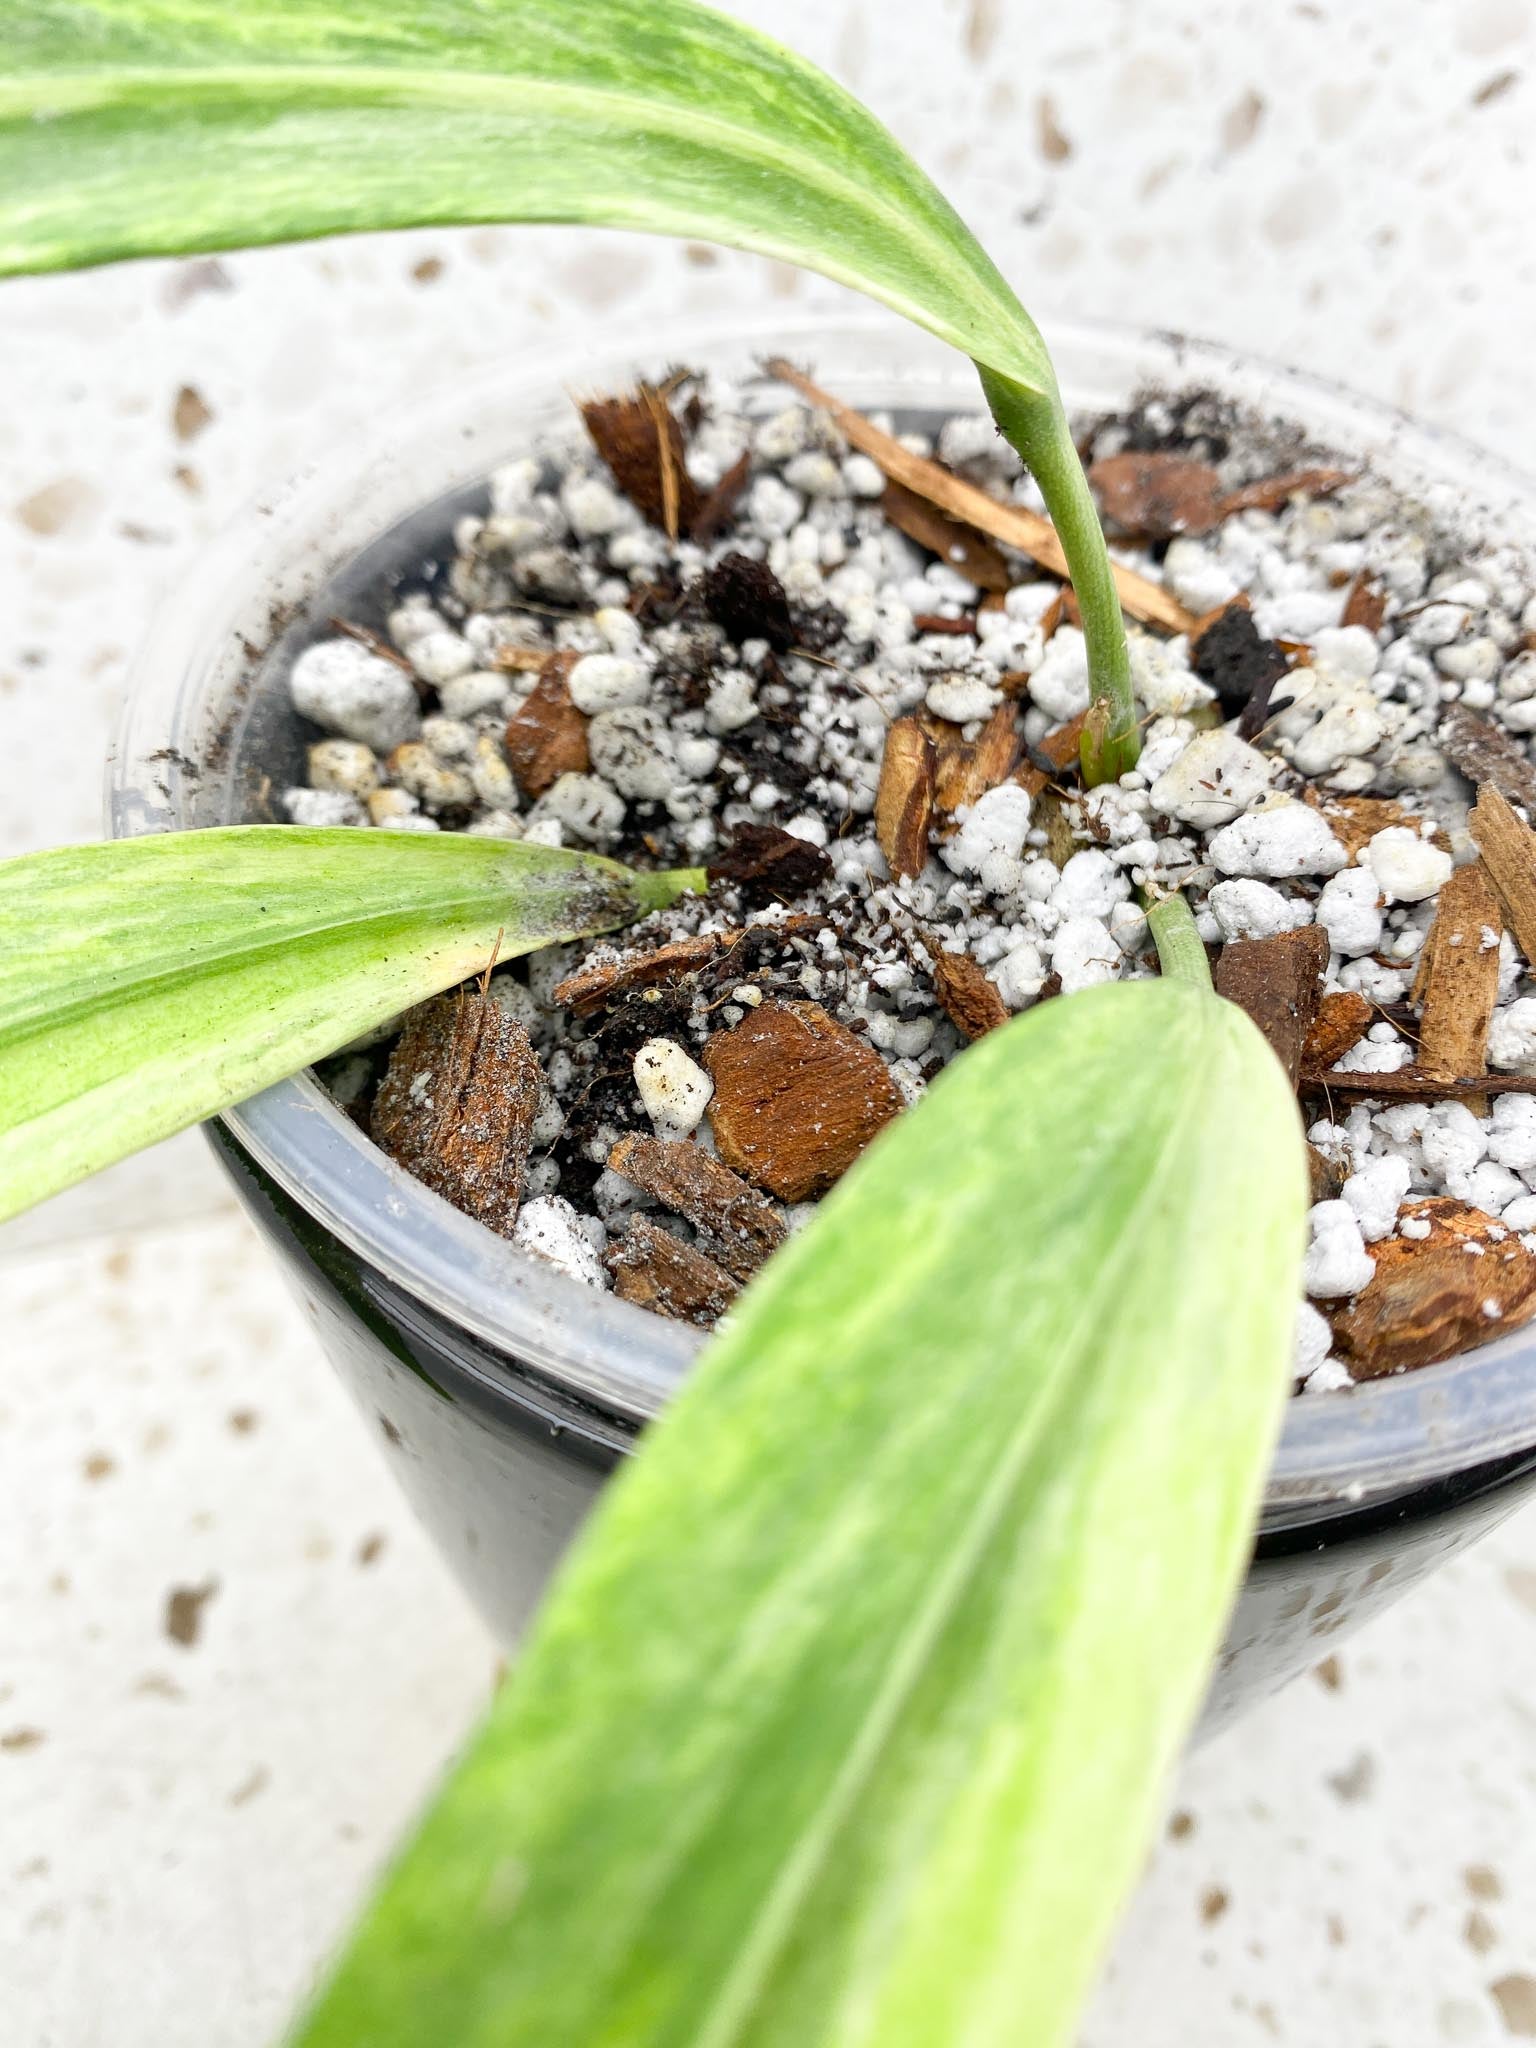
[278, 365, 1536, 1393]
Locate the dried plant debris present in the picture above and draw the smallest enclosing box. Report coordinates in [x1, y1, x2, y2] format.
[285, 360, 1536, 1390]
[607, 1133, 787, 1278]
[372, 993, 541, 1237]
[607, 1215, 740, 1327]
[1215, 926, 1328, 1088]
[704, 1000, 902, 1201]
[1328, 1198, 1536, 1378]
[1088, 452, 1229, 538]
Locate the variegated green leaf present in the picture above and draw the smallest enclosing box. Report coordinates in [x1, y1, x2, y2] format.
[291, 977, 1308, 2048]
[0, 825, 700, 1221]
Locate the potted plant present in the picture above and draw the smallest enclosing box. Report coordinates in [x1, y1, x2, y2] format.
[6, 5, 1536, 2043]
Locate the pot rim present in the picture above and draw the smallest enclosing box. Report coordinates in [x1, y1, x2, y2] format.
[107, 303, 1536, 1522]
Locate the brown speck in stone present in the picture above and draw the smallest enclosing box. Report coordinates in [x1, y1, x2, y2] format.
[1468, 1865, 1505, 1903]
[133, 1673, 184, 1700]
[1473, 68, 1520, 105]
[1200, 1886, 1230, 1924]
[105, 1246, 132, 1282]
[411, 255, 445, 283]
[1167, 1809, 1196, 1841]
[356, 1533, 387, 1568]
[965, 0, 1001, 60]
[1221, 87, 1266, 151]
[1037, 94, 1073, 161]
[379, 1415, 404, 1448]
[1466, 1908, 1499, 1956]
[1491, 1976, 1536, 2037]
[164, 1578, 219, 1649]
[172, 463, 202, 496]
[683, 243, 719, 267]
[82, 1452, 115, 1483]
[229, 1765, 270, 1808]
[1326, 1913, 1347, 1947]
[1325, 1751, 1376, 1803]
[172, 384, 214, 443]
[16, 477, 99, 537]
[228, 1409, 259, 1436]
[1504, 1566, 1536, 1616]
[0, 1728, 44, 1754]
[1313, 1655, 1343, 1692]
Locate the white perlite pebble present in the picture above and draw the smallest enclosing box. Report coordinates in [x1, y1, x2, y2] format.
[1150, 729, 1273, 828]
[567, 653, 651, 713]
[1207, 796, 1347, 879]
[1303, 1200, 1376, 1299]
[307, 739, 380, 797]
[944, 782, 1034, 878]
[1053, 849, 1131, 920]
[1051, 917, 1119, 992]
[633, 1038, 714, 1140]
[1360, 826, 1454, 904]
[925, 672, 999, 723]
[407, 629, 476, 686]
[1341, 1152, 1412, 1243]
[530, 772, 625, 847]
[587, 707, 680, 800]
[1026, 626, 1090, 722]
[513, 1196, 608, 1288]
[991, 938, 1047, 1010]
[705, 671, 758, 734]
[1292, 1300, 1335, 1379]
[1488, 1094, 1536, 1171]
[1316, 867, 1384, 956]
[290, 638, 421, 751]
[1208, 880, 1313, 942]
[282, 787, 365, 828]
[1489, 997, 1536, 1071]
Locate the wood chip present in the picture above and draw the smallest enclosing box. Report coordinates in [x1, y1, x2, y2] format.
[552, 912, 828, 1015]
[881, 479, 1010, 593]
[1218, 465, 1355, 516]
[1036, 707, 1092, 775]
[1417, 863, 1503, 1083]
[691, 449, 753, 544]
[1470, 784, 1536, 964]
[581, 385, 703, 535]
[931, 950, 1009, 1040]
[1088, 451, 1228, 538]
[1214, 926, 1329, 1088]
[1328, 1198, 1536, 1378]
[607, 1216, 739, 1328]
[875, 717, 937, 879]
[703, 999, 903, 1200]
[1307, 1142, 1344, 1205]
[504, 652, 589, 798]
[1300, 791, 1420, 862]
[926, 701, 1020, 814]
[1297, 1067, 1536, 1101]
[912, 611, 978, 637]
[764, 358, 1196, 635]
[1301, 990, 1374, 1077]
[372, 994, 540, 1238]
[707, 822, 832, 905]
[1446, 707, 1536, 817]
[607, 1133, 787, 1279]
[1340, 571, 1388, 634]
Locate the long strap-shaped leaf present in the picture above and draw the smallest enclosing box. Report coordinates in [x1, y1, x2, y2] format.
[291, 979, 1307, 2048]
[0, 826, 699, 1221]
[1, 0, 1052, 400]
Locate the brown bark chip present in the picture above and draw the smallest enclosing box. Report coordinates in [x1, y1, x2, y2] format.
[1442, 708, 1536, 818]
[1301, 792, 1425, 862]
[554, 931, 734, 1016]
[504, 653, 590, 798]
[1417, 863, 1503, 1083]
[1340, 571, 1388, 634]
[607, 1133, 787, 1279]
[707, 823, 832, 906]
[373, 994, 541, 1238]
[1470, 784, 1536, 965]
[1214, 926, 1329, 1088]
[927, 702, 1019, 815]
[1036, 707, 1092, 775]
[1089, 451, 1229, 538]
[880, 480, 1011, 594]
[1301, 990, 1374, 1078]
[931, 951, 1010, 1041]
[581, 386, 703, 536]
[607, 1217, 739, 1328]
[1328, 1198, 1536, 1378]
[703, 1000, 903, 1200]
[875, 719, 937, 879]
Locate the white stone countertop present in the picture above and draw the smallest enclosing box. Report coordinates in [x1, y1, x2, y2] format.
[5, 2, 1536, 2040]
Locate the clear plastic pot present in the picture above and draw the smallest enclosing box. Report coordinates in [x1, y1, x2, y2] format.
[108, 310, 1536, 1723]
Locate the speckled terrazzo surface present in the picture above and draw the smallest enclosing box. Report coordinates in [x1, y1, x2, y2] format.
[4, 1, 1536, 2040]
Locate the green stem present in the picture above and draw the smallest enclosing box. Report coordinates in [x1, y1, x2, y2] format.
[977, 366, 1138, 786]
[1145, 891, 1212, 991]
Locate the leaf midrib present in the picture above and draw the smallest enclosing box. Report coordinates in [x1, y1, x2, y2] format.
[679, 1012, 1212, 2048]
